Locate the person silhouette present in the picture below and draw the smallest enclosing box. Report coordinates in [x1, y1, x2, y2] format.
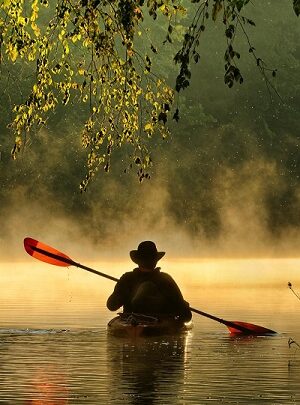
[107, 241, 192, 322]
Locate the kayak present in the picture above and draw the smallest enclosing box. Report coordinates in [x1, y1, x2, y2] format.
[107, 313, 193, 338]
[108, 313, 193, 338]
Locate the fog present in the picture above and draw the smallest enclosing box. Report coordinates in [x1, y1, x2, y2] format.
[0, 1, 299, 262]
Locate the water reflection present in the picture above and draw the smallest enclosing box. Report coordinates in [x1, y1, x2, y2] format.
[106, 333, 192, 404]
[187, 332, 300, 404]
[24, 365, 69, 404]
[0, 329, 107, 403]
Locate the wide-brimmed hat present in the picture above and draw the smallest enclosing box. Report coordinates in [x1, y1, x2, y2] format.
[130, 241, 165, 264]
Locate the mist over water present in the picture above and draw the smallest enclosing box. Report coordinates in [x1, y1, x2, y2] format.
[0, 1, 299, 261]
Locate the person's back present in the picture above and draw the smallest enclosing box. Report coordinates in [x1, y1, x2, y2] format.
[106, 241, 192, 322]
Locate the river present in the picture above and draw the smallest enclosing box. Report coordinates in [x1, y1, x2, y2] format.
[0, 258, 299, 404]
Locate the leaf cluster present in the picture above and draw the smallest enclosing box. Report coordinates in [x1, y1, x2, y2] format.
[172, 0, 290, 99]
[0, 0, 298, 188]
[0, 0, 178, 187]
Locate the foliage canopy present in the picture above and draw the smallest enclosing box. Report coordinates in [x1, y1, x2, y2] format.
[0, 0, 298, 188]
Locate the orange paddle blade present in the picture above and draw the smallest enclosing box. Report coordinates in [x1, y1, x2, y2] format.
[227, 321, 276, 335]
[24, 238, 73, 267]
[190, 307, 276, 335]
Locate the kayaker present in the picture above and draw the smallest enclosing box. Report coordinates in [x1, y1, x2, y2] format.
[106, 241, 192, 322]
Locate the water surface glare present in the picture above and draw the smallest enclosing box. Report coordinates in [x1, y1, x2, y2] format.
[0, 259, 299, 404]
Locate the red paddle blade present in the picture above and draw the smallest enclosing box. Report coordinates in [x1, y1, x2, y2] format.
[227, 321, 276, 336]
[24, 238, 73, 267]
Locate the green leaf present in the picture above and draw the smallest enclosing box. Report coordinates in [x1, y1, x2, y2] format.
[293, 0, 300, 16]
[234, 0, 250, 12]
[144, 122, 154, 131]
[212, 1, 222, 21]
[193, 52, 200, 63]
[173, 108, 180, 122]
[158, 111, 167, 124]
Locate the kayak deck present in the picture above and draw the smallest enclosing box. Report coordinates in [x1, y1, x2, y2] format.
[107, 313, 193, 338]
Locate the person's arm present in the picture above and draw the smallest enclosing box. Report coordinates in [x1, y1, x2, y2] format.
[179, 300, 192, 322]
[161, 273, 192, 321]
[106, 275, 127, 311]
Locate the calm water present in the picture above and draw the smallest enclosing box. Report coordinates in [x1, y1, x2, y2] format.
[0, 259, 299, 404]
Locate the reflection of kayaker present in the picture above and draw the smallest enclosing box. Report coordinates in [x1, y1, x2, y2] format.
[106, 333, 190, 404]
[106, 241, 192, 332]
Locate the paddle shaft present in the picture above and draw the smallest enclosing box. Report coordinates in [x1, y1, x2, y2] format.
[75, 262, 119, 282]
[189, 307, 252, 333]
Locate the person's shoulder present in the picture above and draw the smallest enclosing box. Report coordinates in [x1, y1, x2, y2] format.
[119, 269, 138, 281]
[156, 270, 174, 281]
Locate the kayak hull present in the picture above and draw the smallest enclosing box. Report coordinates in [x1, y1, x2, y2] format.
[107, 314, 193, 338]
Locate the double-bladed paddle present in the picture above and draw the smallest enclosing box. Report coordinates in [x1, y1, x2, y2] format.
[24, 237, 276, 335]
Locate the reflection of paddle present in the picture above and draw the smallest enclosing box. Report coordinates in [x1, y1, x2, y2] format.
[24, 237, 276, 336]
